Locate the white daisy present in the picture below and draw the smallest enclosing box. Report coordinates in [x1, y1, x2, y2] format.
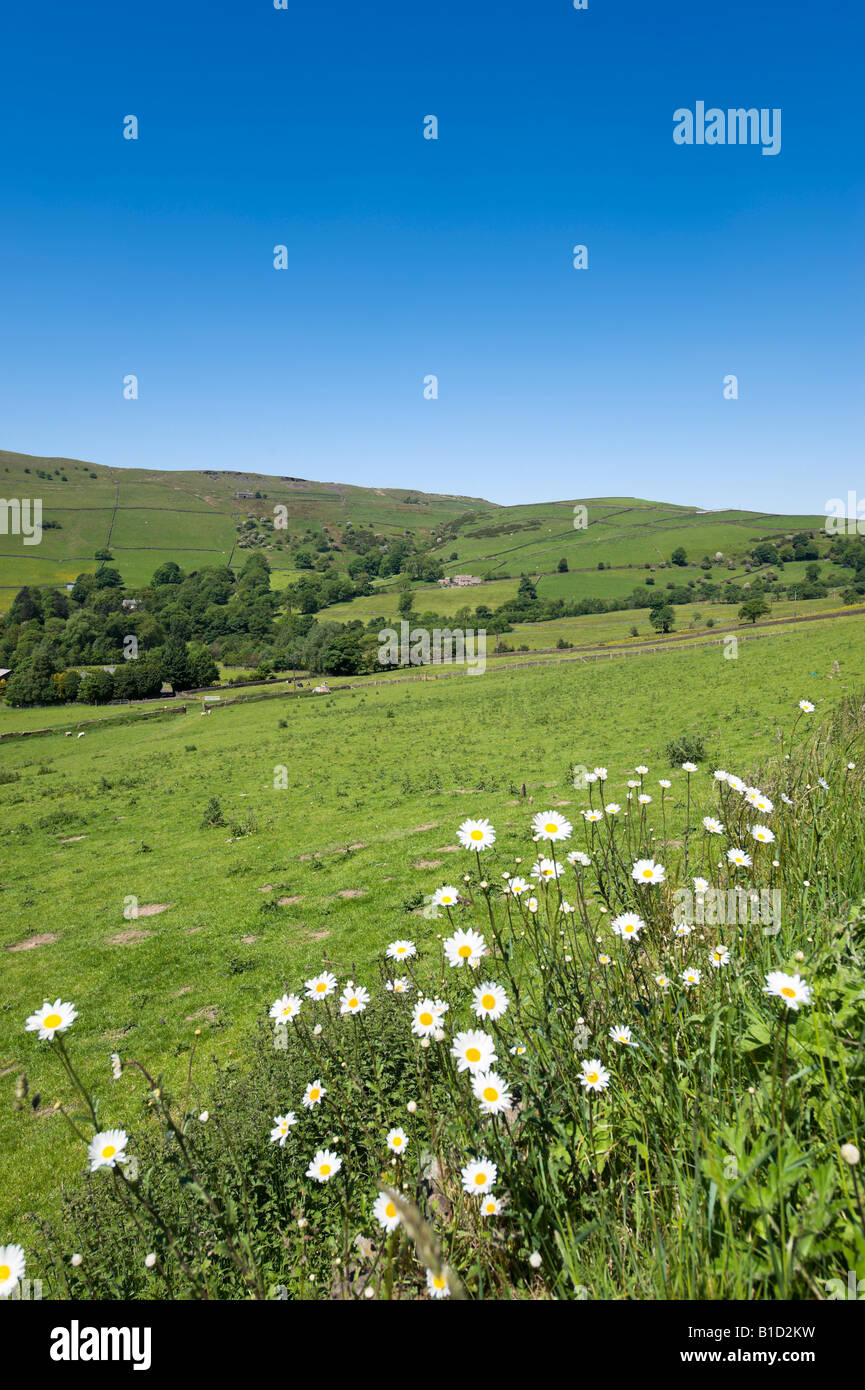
[432, 885, 460, 909]
[386, 940, 416, 961]
[635, 765, 649, 775]
[472, 1070, 513, 1115]
[451, 1029, 497, 1074]
[632, 858, 665, 886]
[426, 1267, 451, 1299]
[461, 1158, 497, 1195]
[302, 1080, 326, 1109]
[764, 971, 812, 1011]
[599, 953, 611, 965]
[579, 1060, 610, 1093]
[658, 778, 672, 789]
[386, 977, 410, 994]
[411, 999, 440, 1037]
[532, 810, 573, 842]
[713, 770, 728, 782]
[270, 1112, 297, 1146]
[702, 817, 724, 835]
[606, 801, 623, 813]
[505, 876, 530, 897]
[472, 982, 509, 1021]
[304, 972, 338, 1000]
[386, 1127, 409, 1154]
[799, 700, 814, 713]
[88, 1129, 129, 1172]
[531, 857, 563, 881]
[710, 946, 730, 968]
[674, 922, 693, 938]
[593, 767, 608, 781]
[681, 967, 702, 987]
[693, 876, 709, 893]
[655, 973, 671, 989]
[611, 912, 644, 941]
[480, 1195, 502, 1218]
[682, 762, 698, 773]
[582, 809, 604, 823]
[0, 1245, 26, 1300]
[373, 1191, 402, 1233]
[25, 998, 77, 1041]
[567, 849, 591, 867]
[457, 817, 496, 851]
[269, 992, 302, 1024]
[750, 825, 775, 845]
[609, 1025, 635, 1046]
[726, 847, 752, 868]
[726, 774, 746, 792]
[306, 1148, 342, 1183]
[443, 927, 487, 969]
[339, 983, 370, 1015]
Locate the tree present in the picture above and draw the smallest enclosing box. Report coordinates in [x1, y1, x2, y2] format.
[557, 557, 568, 573]
[671, 547, 687, 567]
[397, 589, 414, 620]
[77, 668, 115, 704]
[649, 604, 675, 634]
[738, 597, 771, 624]
[162, 634, 193, 692]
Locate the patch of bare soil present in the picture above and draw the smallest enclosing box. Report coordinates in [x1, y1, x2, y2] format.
[7, 933, 58, 952]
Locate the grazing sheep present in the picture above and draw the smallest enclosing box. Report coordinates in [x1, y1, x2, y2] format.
[77, 732, 85, 739]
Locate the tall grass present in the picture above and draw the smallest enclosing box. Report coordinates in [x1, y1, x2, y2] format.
[23, 695, 865, 1300]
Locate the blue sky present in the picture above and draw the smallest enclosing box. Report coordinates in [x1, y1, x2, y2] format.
[0, 0, 862, 511]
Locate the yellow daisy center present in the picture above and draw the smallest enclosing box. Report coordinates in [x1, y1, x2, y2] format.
[0, 1265, 9, 1282]
[385, 1202, 396, 1218]
[470, 829, 483, 840]
[586, 1072, 598, 1084]
[642, 869, 653, 878]
[392, 1137, 402, 1147]
[458, 944, 472, 957]
[481, 995, 495, 1010]
[310, 1088, 320, 1100]
[545, 823, 557, 834]
[419, 1011, 433, 1026]
[433, 1275, 446, 1289]
[349, 997, 358, 1008]
[43, 1013, 62, 1028]
[781, 987, 796, 998]
[102, 1145, 116, 1159]
[315, 982, 327, 992]
[466, 1047, 481, 1063]
[320, 1164, 331, 1176]
[474, 1173, 486, 1185]
[483, 1086, 498, 1103]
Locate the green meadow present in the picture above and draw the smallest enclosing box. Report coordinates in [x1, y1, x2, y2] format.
[3, 611, 864, 1238]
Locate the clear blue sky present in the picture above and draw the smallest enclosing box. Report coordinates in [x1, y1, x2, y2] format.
[1, 0, 862, 511]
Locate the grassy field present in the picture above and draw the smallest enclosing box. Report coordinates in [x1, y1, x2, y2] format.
[3, 610, 864, 1243]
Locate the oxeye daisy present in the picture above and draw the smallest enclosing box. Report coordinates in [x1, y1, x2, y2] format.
[303, 1080, 326, 1109]
[584, 772, 599, 784]
[451, 1029, 497, 1074]
[674, 922, 693, 938]
[681, 967, 702, 987]
[510, 1043, 527, 1056]
[443, 927, 487, 969]
[472, 981, 508, 1021]
[658, 778, 672, 789]
[25, 998, 77, 1041]
[532, 810, 573, 842]
[270, 1112, 297, 1146]
[598, 953, 611, 965]
[682, 761, 698, 773]
[411, 999, 440, 1037]
[426, 1267, 451, 1299]
[579, 1059, 610, 1093]
[726, 774, 746, 793]
[727, 847, 752, 868]
[480, 1195, 503, 1218]
[593, 766, 608, 781]
[531, 857, 563, 881]
[606, 801, 623, 814]
[609, 1025, 635, 1046]
[636, 795, 651, 806]
[306, 1148, 342, 1183]
[457, 817, 495, 851]
[506, 875, 530, 897]
[710, 946, 730, 968]
[750, 824, 775, 845]
[269, 992, 302, 1024]
[655, 973, 671, 989]
[746, 790, 774, 814]
[635, 765, 649, 775]
[88, 1129, 129, 1172]
[567, 849, 591, 867]
[764, 971, 812, 1010]
[632, 858, 665, 886]
[713, 769, 728, 782]
[386, 940, 416, 961]
[702, 817, 724, 835]
[373, 1192, 402, 1233]
[461, 1158, 497, 1194]
[386, 1127, 408, 1154]
[305, 971, 338, 1000]
[582, 809, 604, 823]
[432, 885, 460, 910]
[611, 912, 644, 941]
[0, 1245, 26, 1300]
[693, 876, 709, 893]
[472, 1070, 513, 1116]
[799, 700, 814, 713]
[386, 977, 410, 994]
[339, 983, 370, 1015]
[526, 896, 539, 913]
